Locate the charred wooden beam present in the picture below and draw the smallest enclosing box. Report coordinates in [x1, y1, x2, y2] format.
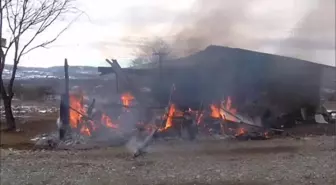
[59, 94, 67, 140]
[59, 59, 70, 140]
[87, 98, 96, 116]
[133, 129, 158, 158]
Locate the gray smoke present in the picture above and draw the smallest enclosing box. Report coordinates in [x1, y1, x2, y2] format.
[170, 0, 258, 56]
[168, 0, 335, 65]
[275, 0, 335, 65]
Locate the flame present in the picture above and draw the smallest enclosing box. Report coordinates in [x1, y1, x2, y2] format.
[159, 104, 176, 131]
[69, 92, 118, 136]
[210, 104, 222, 118]
[80, 125, 91, 136]
[235, 127, 247, 136]
[101, 113, 118, 129]
[121, 92, 134, 107]
[69, 94, 85, 129]
[210, 96, 245, 136]
[210, 96, 237, 122]
[196, 112, 204, 125]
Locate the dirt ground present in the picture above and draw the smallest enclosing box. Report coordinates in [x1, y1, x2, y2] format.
[1, 116, 336, 185]
[0, 114, 58, 150]
[0, 135, 335, 185]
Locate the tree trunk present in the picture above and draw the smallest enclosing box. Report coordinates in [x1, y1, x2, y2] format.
[2, 95, 16, 130]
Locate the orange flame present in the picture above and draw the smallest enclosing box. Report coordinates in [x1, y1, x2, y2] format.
[101, 113, 118, 129]
[69, 92, 118, 136]
[235, 127, 247, 136]
[121, 92, 134, 107]
[159, 104, 176, 131]
[210, 104, 222, 119]
[210, 96, 237, 122]
[69, 94, 85, 129]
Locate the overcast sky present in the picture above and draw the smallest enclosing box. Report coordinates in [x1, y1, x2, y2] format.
[2, 0, 335, 67]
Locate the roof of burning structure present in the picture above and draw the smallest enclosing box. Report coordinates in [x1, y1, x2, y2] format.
[98, 45, 335, 87]
[100, 45, 335, 71]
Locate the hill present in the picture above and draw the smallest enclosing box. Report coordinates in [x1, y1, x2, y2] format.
[2, 65, 100, 80]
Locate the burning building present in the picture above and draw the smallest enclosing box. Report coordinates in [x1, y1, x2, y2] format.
[53, 45, 334, 143]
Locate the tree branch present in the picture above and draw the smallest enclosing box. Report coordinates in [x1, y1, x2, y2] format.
[7, 0, 29, 97]
[21, 11, 82, 56]
[18, 0, 73, 58]
[1, 0, 78, 97]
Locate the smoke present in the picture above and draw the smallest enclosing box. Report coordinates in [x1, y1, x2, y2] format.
[275, 0, 335, 65]
[170, 0, 258, 56]
[168, 0, 335, 65]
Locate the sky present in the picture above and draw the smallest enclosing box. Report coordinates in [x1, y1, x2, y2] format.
[2, 0, 335, 67]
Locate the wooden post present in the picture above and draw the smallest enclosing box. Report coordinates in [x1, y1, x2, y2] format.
[64, 59, 70, 127]
[59, 94, 67, 139]
[59, 59, 70, 140]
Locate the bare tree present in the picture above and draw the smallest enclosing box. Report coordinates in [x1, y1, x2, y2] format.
[131, 37, 172, 68]
[0, 0, 77, 130]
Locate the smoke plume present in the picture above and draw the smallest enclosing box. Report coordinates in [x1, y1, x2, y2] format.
[169, 0, 335, 65]
[170, 0, 259, 56]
